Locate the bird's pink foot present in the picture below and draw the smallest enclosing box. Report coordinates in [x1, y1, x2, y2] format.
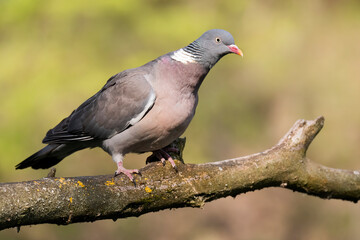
[114, 164, 140, 184]
[153, 149, 178, 171]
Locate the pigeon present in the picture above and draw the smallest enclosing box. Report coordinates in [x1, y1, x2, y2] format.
[16, 29, 243, 182]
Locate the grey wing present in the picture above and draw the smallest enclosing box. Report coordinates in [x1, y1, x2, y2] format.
[43, 70, 156, 144]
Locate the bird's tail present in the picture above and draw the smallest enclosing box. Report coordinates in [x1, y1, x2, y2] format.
[16, 144, 81, 169]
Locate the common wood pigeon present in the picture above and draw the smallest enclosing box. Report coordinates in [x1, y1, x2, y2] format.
[16, 29, 243, 183]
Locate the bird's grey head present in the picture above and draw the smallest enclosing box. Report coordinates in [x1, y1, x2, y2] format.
[172, 29, 243, 69]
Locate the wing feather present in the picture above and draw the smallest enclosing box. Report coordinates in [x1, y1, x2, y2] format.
[43, 70, 155, 144]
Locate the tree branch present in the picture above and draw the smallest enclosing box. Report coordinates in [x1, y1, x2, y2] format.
[1, 116, 359, 230]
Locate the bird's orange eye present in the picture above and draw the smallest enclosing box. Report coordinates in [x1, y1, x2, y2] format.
[215, 37, 221, 43]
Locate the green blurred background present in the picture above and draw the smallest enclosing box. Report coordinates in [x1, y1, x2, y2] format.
[1, 0, 360, 239]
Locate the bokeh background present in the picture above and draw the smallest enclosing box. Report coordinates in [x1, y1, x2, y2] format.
[1, 0, 360, 239]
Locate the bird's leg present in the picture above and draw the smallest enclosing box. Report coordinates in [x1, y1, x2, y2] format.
[113, 154, 140, 183]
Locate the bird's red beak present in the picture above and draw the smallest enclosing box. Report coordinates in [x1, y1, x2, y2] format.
[228, 44, 243, 57]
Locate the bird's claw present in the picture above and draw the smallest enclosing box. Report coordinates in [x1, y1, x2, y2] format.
[160, 157, 166, 166]
[114, 167, 141, 186]
[152, 149, 178, 172]
[173, 163, 178, 173]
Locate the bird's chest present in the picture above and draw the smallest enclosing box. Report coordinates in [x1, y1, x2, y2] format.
[103, 92, 197, 154]
[152, 91, 197, 135]
[128, 88, 197, 152]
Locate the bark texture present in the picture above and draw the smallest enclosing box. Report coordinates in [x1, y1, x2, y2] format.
[1, 116, 359, 230]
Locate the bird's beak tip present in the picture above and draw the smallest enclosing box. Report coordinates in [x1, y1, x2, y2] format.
[228, 44, 243, 57]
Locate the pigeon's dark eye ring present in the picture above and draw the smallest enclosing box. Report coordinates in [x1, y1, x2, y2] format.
[215, 37, 221, 43]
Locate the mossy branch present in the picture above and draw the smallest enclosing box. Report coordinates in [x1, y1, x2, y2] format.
[1, 116, 359, 231]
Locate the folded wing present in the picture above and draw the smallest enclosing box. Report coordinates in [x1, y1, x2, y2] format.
[43, 70, 156, 144]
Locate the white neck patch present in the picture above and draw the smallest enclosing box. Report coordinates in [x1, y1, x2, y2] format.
[171, 49, 197, 64]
